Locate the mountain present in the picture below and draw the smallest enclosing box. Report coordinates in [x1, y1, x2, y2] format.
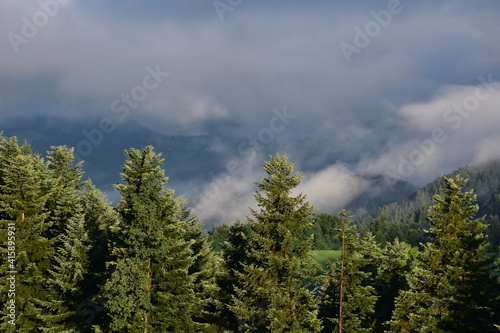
[1, 115, 228, 194]
[361, 160, 500, 249]
[1, 115, 417, 212]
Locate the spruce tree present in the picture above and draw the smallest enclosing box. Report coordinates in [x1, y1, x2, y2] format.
[372, 239, 417, 332]
[36, 210, 90, 332]
[388, 175, 496, 332]
[80, 180, 119, 282]
[216, 221, 253, 332]
[181, 207, 221, 332]
[319, 210, 379, 333]
[0, 138, 54, 332]
[232, 154, 321, 333]
[100, 146, 196, 332]
[45, 146, 84, 240]
[35, 145, 90, 332]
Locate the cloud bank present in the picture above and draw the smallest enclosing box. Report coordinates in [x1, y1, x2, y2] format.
[1, 0, 500, 223]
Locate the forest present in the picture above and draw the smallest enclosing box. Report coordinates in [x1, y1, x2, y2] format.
[0, 133, 499, 333]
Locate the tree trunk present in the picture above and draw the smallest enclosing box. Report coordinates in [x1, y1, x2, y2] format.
[338, 217, 346, 333]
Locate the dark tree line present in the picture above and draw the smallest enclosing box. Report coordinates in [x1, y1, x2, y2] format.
[0, 133, 499, 332]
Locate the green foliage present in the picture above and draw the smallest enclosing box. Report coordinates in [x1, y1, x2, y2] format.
[364, 161, 500, 248]
[232, 154, 322, 332]
[100, 146, 202, 332]
[372, 239, 417, 332]
[34, 145, 93, 332]
[36, 211, 90, 332]
[388, 175, 496, 332]
[45, 146, 84, 242]
[0, 132, 497, 332]
[215, 221, 253, 332]
[181, 208, 220, 331]
[319, 210, 380, 333]
[313, 250, 341, 271]
[0, 137, 54, 332]
[310, 213, 342, 250]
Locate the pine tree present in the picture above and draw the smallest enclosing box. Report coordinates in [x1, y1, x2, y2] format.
[36, 210, 90, 332]
[232, 154, 322, 333]
[388, 175, 496, 332]
[45, 145, 84, 241]
[80, 180, 119, 285]
[100, 146, 196, 332]
[372, 239, 417, 332]
[34, 145, 90, 331]
[319, 210, 379, 333]
[0, 137, 54, 332]
[216, 221, 253, 332]
[181, 207, 221, 332]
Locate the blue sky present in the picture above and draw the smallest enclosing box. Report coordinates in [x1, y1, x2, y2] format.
[1, 0, 500, 221]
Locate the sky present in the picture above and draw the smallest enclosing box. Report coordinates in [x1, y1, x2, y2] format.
[1, 0, 500, 223]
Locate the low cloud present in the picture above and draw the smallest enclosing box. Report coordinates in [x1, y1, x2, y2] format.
[2, 1, 500, 225]
[190, 153, 264, 226]
[298, 163, 369, 214]
[359, 79, 500, 185]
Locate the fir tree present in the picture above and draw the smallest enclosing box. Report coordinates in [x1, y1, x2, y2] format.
[45, 146, 84, 238]
[100, 146, 196, 332]
[319, 210, 379, 333]
[80, 179, 119, 303]
[34, 145, 90, 331]
[36, 210, 90, 332]
[0, 137, 54, 332]
[372, 239, 417, 332]
[388, 175, 496, 332]
[232, 154, 321, 333]
[216, 221, 253, 332]
[181, 207, 221, 332]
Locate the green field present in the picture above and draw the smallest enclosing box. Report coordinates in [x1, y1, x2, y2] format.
[313, 250, 341, 271]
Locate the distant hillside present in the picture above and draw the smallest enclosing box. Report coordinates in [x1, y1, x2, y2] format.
[345, 173, 417, 217]
[361, 161, 500, 248]
[1, 115, 230, 193]
[1, 116, 417, 213]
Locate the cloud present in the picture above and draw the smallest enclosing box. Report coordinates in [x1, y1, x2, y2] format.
[298, 163, 369, 214]
[191, 158, 373, 226]
[2, 1, 500, 223]
[190, 153, 264, 226]
[359, 79, 500, 185]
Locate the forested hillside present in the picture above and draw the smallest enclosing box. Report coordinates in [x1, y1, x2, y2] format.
[359, 161, 500, 249]
[0, 134, 499, 332]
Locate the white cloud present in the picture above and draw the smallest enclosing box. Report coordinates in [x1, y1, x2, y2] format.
[191, 154, 263, 225]
[298, 163, 369, 213]
[360, 81, 500, 185]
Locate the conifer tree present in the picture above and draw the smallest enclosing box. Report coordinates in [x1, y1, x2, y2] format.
[80, 180, 118, 293]
[216, 221, 252, 332]
[45, 146, 84, 241]
[388, 175, 496, 332]
[36, 210, 90, 332]
[34, 145, 90, 331]
[0, 137, 54, 332]
[232, 154, 321, 333]
[100, 146, 196, 332]
[181, 207, 221, 332]
[319, 210, 379, 333]
[372, 239, 417, 332]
